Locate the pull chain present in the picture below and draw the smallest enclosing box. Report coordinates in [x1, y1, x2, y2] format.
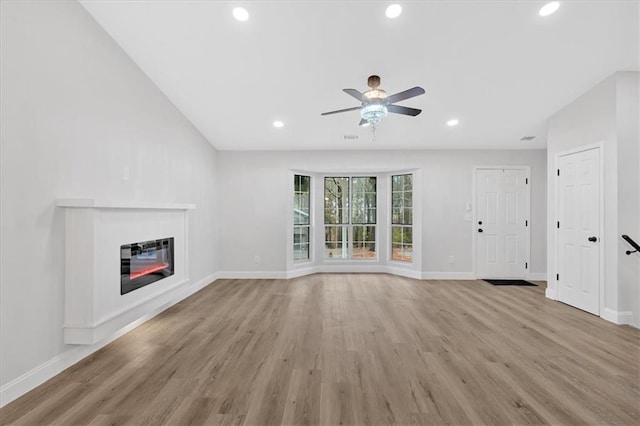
[371, 124, 376, 142]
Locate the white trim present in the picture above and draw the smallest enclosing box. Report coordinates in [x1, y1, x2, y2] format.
[216, 271, 288, 279]
[311, 265, 389, 274]
[222, 268, 473, 281]
[553, 143, 604, 315]
[386, 267, 422, 280]
[472, 166, 532, 280]
[287, 171, 315, 270]
[286, 267, 317, 279]
[545, 287, 558, 300]
[601, 308, 634, 325]
[288, 266, 422, 280]
[0, 272, 218, 408]
[56, 199, 195, 210]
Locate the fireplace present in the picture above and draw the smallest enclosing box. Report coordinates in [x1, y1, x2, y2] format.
[121, 237, 174, 295]
[58, 199, 193, 344]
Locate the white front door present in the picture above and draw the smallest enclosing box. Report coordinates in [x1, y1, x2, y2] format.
[475, 168, 528, 279]
[557, 147, 600, 315]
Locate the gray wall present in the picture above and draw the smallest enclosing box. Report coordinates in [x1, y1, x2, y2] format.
[216, 150, 547, 276]
[616, 73, 640, 319]
[547, 72, 640, 326]
[0, 0, 218, 391]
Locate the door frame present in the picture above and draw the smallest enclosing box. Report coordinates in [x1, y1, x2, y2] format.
[472, 166, 531, 280]
[553, 143, 604, 315]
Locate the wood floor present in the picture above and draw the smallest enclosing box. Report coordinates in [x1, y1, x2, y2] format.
[1, 274, 639, 425]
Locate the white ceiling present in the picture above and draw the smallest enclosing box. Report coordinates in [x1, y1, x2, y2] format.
[80, 1, 639, 151]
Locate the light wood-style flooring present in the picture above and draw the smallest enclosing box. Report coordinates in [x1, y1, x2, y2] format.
[1, 274, 639, 425]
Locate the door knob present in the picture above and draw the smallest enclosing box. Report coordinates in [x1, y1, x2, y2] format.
[588, 236, 598, 242]
[478, 228, 483, 233]
[478, 221, 483, 225]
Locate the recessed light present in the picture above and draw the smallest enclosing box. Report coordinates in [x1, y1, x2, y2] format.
[539, 2, 560, 17]
[385, 4, 402, 19]
[446, 119, 459, 127]
[273, 120, 284, 128]
[233, 7, 249, 22]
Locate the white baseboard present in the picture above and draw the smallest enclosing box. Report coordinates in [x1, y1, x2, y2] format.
[314, 265, 390, 274]
[385, 267, 422, 280]
[286, 267, 317, 279]
[223, 266, 424, 280]
[421, 272, 475, 280]
[0, 272, 218, 408]
[216, 271, 288, 279]
[545, 287, 558, 300]
[601, 308, 634, 325]
[221, 269, 478, 281]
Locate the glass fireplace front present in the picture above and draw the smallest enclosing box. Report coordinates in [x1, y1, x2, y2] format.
[121, 237, 174, 295]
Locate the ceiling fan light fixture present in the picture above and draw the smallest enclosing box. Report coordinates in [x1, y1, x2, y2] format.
[232, 7, 250, 22]
[364, 88, 387, 100]
[361, 104, 388, 125]
[386, 4, 402, 19]
[539, 2, 560, 17]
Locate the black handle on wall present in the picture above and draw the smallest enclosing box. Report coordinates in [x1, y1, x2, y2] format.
[588, 236, 598, 242]
[622, 235, 640, 255]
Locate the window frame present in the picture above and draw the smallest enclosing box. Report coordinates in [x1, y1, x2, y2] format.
[293, 174, 311, 262]
[391, 173, 414, 263]
[323, 175, 378, 261]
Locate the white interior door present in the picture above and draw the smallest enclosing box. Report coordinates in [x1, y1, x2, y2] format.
[475, 168, 528, 279]
[557, 148, 600, 315]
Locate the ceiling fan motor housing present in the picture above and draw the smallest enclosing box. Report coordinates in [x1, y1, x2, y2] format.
[364, 75, 387, 101]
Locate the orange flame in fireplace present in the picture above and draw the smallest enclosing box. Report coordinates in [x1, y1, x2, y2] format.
[130, 263, 169, 280]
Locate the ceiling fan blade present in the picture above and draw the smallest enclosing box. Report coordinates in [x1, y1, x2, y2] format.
[386, 86, 425, 104]
[387, 104, 422, 116]
[343, 88, 369, 103]
[359, 118, 370, 127]
[321, 106, 362, 116]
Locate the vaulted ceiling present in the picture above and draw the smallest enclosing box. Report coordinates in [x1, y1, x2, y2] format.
[80, 1, 638, 151]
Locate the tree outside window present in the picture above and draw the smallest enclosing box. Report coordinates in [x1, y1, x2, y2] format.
[293, 174, 311, 261]
[324, 177, 376, 259]
[391, 174, 413, 262]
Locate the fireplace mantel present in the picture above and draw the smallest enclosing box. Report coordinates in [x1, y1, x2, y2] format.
[57, 198, 195, 210]
[57, 198, 194, 344]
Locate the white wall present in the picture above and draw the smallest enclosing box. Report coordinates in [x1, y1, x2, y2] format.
[616, 73, 640, 323]
[547, 72, 640, 326]
[216, 150, 546, 278]
[0, 0, 218, 401]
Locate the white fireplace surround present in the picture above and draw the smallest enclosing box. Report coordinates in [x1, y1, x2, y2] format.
[57, 199, 195, 344]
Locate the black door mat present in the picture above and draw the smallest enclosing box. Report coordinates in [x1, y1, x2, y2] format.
[483, 279, 537, 286]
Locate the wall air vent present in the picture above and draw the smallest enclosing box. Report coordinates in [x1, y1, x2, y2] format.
[343, 135, 359, 141]
[520, 136, 536, 141]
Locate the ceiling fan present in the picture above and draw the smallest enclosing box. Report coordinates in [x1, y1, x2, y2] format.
[321, 75, 425, 127]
